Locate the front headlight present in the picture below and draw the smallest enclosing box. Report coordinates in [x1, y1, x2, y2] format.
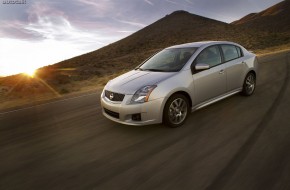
[101, 80, 112, 97]
[131, 85, 157, 104]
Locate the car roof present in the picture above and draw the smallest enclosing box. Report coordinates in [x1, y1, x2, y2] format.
[166, 41, 239, 49]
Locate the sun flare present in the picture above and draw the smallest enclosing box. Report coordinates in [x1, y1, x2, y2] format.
[23, 68, 36, 78]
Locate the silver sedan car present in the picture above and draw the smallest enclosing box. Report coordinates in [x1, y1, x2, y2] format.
[101, 41, 258, 127]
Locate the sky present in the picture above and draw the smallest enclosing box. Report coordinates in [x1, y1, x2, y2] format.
[0, 0, 284, 76]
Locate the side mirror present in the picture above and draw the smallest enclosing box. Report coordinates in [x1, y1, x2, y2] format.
[195, 63, 210, 71]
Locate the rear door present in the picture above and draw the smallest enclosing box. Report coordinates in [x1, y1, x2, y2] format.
[220, 44, 246, 91]
[192, 45, 227, 104]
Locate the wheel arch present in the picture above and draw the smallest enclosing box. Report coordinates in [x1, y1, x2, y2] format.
[242, 69, 256, 85]
[241, 70, 256, 96]
[248, 70, 256, 77]
[169, 91, 193, 108]
[161, 90, 193, 121]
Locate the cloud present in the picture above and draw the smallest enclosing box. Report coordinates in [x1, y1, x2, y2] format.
[75, 0, 113, 16]
[24, 8, 123, 47]
[0, 20, 43, 40]
[185, 0, 195, 5]
[26, 1, 66, 22]
[118, 30, 135, 33]
[144, 0, 154, 6]
[165, 0, 179, 5]
[114, 18, 146, 28]
[0, 0, 130, 76]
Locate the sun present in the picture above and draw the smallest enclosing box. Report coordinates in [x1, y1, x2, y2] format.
[23, 68, 36, 78]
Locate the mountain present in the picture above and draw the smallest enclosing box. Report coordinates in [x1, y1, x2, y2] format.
[232, 0, 290, 32]
[55, 2, 290, 77]
[46, 8, 289, 82]
[42, 11, 248, 81]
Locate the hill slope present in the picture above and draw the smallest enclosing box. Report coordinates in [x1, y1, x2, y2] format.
[232, 0, 290, 32]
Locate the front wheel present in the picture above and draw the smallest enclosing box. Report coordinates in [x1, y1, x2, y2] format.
[241, 72, 256, 96]
[163, 94, 190, 128]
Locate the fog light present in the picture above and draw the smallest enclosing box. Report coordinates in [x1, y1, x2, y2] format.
[132, 113, 141, 121]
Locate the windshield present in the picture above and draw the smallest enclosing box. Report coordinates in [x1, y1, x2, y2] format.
[137, 47, 198, 72]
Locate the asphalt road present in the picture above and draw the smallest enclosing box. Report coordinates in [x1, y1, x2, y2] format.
[1, 51, 290, 190]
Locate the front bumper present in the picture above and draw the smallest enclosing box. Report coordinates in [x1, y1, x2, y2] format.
[100, 92, 164, 126]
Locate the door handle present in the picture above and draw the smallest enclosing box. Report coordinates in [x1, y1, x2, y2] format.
[219, 70, 224, 74]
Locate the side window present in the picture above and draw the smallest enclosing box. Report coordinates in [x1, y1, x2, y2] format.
[195, 46, 222, 67]
[235, 46, 243, 57]
[221, 45, 239, 62]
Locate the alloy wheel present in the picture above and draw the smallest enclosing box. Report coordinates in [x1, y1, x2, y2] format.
[168, 98, 188, 125]
[245, 74, 255, 94]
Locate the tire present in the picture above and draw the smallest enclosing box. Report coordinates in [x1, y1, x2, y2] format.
[241, 72, 256, 96]
[163, 94, 190, 128]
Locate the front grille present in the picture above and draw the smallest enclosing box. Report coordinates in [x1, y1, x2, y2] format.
[104, 108, 119, 119]
[105, 90, 125, 102]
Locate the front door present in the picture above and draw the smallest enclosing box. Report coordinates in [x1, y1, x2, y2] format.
[192, 45, 226, 104]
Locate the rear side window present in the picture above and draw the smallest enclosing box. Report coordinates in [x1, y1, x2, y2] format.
[221, 45, 239, 62]
[236, 46, 243, 57]
[195, 46, 222, 67]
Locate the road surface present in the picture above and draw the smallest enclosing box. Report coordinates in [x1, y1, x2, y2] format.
[0, 51, 290, 190]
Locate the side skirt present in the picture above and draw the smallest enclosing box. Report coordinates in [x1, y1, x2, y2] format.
[191, 88, 242, 112]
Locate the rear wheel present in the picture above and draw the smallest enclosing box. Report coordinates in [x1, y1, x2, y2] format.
[241, 72, 256, 96]
[163, 94, 190, 128]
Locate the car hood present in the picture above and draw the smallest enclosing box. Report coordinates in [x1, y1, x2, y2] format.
[105, 70, 176, 94]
